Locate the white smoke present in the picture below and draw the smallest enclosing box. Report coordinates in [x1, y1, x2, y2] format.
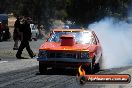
[88, 17, 132, 69]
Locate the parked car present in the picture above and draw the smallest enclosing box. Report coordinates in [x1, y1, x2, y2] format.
[0, 22, 3, 41]
[30, 24, 39, 41]
[0, 22, 10, 41]
[37, 28, 102, 74]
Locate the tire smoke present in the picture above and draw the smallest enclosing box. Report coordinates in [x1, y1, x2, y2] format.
[88, 17, 132, 69]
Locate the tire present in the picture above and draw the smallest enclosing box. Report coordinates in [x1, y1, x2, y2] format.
[82, 57, 100, 74]
[82, 62, 93, 74]
[0, 33, 3, 42]
[39, 61, 47, 74]
[93, 55, 101, 73]
[93, 63, 100, 73]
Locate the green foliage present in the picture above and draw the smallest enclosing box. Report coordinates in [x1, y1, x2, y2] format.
[66, 0, 129, 24]
[0, 0, 130, 28]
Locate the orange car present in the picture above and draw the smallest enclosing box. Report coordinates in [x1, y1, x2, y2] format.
[37, 28, 102, 74]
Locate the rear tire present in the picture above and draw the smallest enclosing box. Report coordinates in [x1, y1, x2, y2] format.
[0, 34, 3, 42]
[93, 63, 100, 73]
[82, 63, 93, 74]
[83, 57, 100, 74]
[93, 55, 101, 73]
[39, 62, 47, 74]
[93, 54, 102, 73]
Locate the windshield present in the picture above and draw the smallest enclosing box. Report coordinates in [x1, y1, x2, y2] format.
[48, 31, 96, 44]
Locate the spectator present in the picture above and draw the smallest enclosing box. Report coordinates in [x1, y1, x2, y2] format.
[13, 16, 21, 50]
[37, 24, 44, 39]
[16, 17, 36, 59]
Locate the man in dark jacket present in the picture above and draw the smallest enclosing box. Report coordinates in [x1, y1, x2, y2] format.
[16, 17, 35, 59]
[13, 16, 21, 50]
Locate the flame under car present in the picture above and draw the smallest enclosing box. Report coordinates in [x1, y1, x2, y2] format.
[37, 29, 102, 74]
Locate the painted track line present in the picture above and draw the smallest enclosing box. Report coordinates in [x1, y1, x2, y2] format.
[0, 61, 8, 64]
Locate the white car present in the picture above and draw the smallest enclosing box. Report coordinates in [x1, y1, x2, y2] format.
[30, 24, 39, 41]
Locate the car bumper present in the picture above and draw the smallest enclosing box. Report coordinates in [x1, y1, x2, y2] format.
[39, 61, 91, 68]
[37, 57, 92, 68]
[37, 57, 92, 62]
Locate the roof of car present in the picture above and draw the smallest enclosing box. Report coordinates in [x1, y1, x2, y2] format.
[53, 28, 90, 32]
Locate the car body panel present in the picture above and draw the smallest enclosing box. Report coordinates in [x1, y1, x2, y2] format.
[37, 28, 102, 69]
[38, 57, 92, 62]
[39, 42, 97, 52]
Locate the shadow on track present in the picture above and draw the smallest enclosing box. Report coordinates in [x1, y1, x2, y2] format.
[36, 67, 102, 76]
[36, 68, 79, 76]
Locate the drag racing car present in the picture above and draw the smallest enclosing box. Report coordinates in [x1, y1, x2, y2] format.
[37, 28, 102, 74]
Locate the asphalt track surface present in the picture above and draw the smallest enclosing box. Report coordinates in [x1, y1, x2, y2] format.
[0, 40, 132, 88]
[0, 65, 132, 88]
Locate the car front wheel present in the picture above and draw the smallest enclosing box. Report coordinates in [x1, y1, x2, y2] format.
[39, 61, 47, 74]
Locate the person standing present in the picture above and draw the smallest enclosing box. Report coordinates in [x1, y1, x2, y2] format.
[16, 17, 36, 59]
[37, 24, 45, 39]
[13, 16, 21, 50]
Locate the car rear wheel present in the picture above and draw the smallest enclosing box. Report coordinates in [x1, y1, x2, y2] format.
[39, 61, 47, 74]
[93, 63, 100, 73]
[82, 62, 93, 74]
[93, 56, 101, 73]
[0, 34, 3, 42]
[82, 57, 100, 74]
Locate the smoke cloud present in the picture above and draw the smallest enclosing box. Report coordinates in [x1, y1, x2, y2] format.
[88, 17, 132, 69]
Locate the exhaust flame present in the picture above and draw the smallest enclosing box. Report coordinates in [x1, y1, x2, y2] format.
[78, 65, 86, 76]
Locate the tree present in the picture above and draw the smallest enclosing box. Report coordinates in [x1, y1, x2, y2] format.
[0, 0, 130, 28]
[66, 0, 129, 24]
